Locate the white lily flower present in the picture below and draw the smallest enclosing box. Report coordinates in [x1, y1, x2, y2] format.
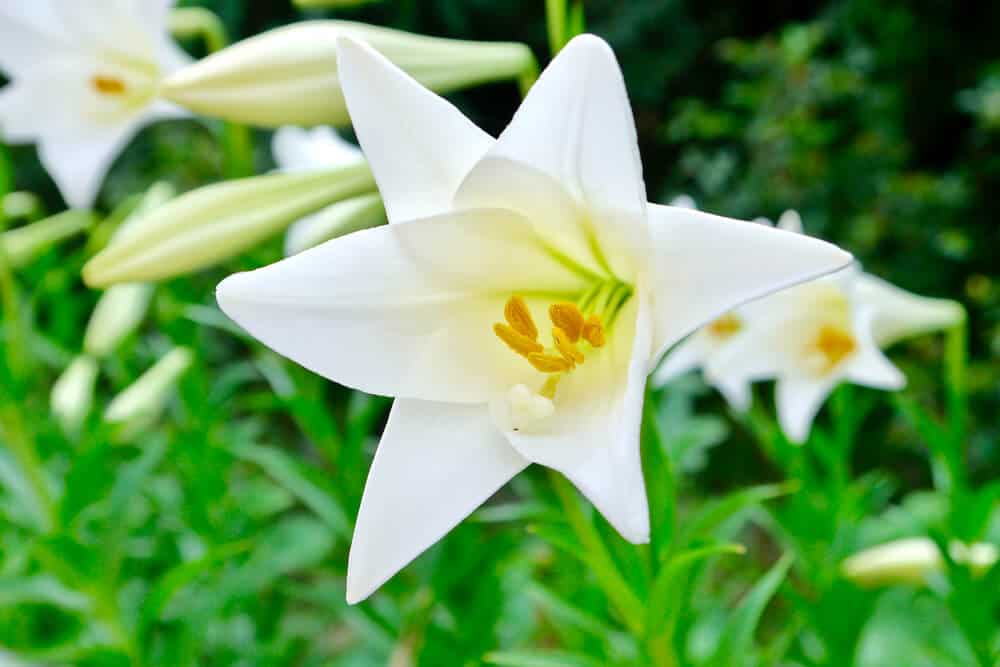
[216, 35, 851, 603]
[0, 1, 191, 207]
[709, 266, 905, 443]
[272, 126, 386, 255]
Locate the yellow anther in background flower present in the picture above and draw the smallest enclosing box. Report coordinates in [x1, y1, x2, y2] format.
[494, 323, 544, 357]
[549, 302, 584, 342]
[92, 75, 128, 96]
[527, 352, 574, 373]
[707, 313, 742, 341]
[552, 326, 584, 365]
[582, 314, 606, 348]
[813, 325, 856, 371]
[504, 295, 538, 340]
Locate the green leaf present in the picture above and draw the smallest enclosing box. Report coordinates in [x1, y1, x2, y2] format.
[0, 575, 90, 612]
[680, 482, 797, 544]
[229, 441, 350, 538]
[709, 553, 794, 666]
[484, 650, 607, 667]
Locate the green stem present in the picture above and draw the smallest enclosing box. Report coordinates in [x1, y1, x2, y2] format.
[545, 0, 567, 57]
[548, 469, 646, 635]
[944, 316, 967, 485]
[0, 144, 12, 214]
[168, 7, 254, 178]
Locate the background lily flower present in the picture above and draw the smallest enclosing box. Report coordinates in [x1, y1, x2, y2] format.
[709, 266, 905, 443]
[272, 126, 386, 255]
[0, 1, 191, 208]
[216, 34, 852, 603]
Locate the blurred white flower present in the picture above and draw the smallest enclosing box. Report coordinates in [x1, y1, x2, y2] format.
[710, 266, 905, 443]
[842, 537, 999, 587]
[271, 126, 386, 255]
[0, 1, 191, 207]
[51, 355, 99, 433]
[216, 35, 851, 603]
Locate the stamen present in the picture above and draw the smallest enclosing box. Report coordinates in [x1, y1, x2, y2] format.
[504, 296, 538, 340]
[707, 313, 742, 341]
[552, 326, 585, 365]
[581, 315, 606, 348]
[549, 302, 584, 342]
[92, 75, 128, 96]
[814, 325, 856, 370]
[539, 375, 561, 399]
[527, 352, 574, 373]
[494, 323, 544, 357]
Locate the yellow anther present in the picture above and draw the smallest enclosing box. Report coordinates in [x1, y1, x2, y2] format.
[813, 325, 856, 371]
[552, 326, 585, 365]
[504, 296, 538, 340]
[581, 314, 606, 348]
[92, 75, 127, 96]
[527, 352, 574, 373]
[549, 302, 584, 342]
[494, 323, 544, 357]
[707, 313, 742, 341]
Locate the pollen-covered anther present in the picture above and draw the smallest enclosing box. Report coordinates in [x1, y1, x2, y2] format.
[581, 314, 606, 348]
[527, 352, 574, 373]
[549, 302, 584, 342]
[504, 295, 538, 340]
[707, 313, 742, 341]
[803, 324, 857, 374]
[92, 75, 128, 96]
[494, 323, 543, 357]
[552, 326, 585, 365]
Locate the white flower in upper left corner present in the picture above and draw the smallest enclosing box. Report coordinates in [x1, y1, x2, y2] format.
[0, 2, 191, 207]
[216, 35, 852, 603]
[272, 126, 385, 255]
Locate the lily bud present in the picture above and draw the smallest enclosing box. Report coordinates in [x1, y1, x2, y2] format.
[284, 192, 386, 256]
[842, 537, 999, 587]
[50, 356, 99, 434]
[105, 347, 193, 438]
[82, 164, 374, 287]
[83, 284, 155, 357]
[1, 210, 94, 268]
[162, 21, 536, 127]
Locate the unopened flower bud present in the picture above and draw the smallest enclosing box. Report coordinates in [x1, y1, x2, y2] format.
[50, 356, 99, 434]
[842, 537, 999, 587]
[162, 21, 536, 127]
[105, 347, 193, 438]
[82, 165, 374, 286]
[2, 210, 94, 268]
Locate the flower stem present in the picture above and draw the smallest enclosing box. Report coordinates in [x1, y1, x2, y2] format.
[0, 144, 12, 208]
[168, 8, 254, 178]
[548, 469, 645, 635]
[545, 0, 567, 57]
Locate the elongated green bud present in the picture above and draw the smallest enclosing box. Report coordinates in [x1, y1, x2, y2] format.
[842, 537, 998, 587]
[51, 356, 99, 434]
[1, 210, 94, 268]
[285, 193, 386, 256]
[82, 164, 374, 287]
[162, 21, 536, 127]
[105, 347, 193, 438]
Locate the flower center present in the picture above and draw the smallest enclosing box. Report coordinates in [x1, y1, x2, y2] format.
[91, 75, 129, 96]
[491, 281, 631, 430]
[802, 324, 857, 375]
[706, 312, 743, 341]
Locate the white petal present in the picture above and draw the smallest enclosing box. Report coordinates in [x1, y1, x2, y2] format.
[775, 376, 838, 444]
[347, 399, 528, 604]
[669, 195, 697, 209]
[217, 208, 588, 404]
[283, 193, 385, 256]
[646, 203, 852, 369]
[454, 157, 609, 278]
[489, 35, 645, 221]
[272, 126, 362, 173]
[0, 2, 67, 73]
[335, 37, 493, 224]
[777, 209, 803, 234]
[844, 309, 907, 390]
[711, 372, 753, 412]
[650, 335, 704, 387]
[38, 119, 144, 208]
[854, 273, 964, 347]
[500, 293, 653, 543]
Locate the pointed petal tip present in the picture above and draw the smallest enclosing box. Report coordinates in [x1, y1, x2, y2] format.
[562, 33, 614, 56]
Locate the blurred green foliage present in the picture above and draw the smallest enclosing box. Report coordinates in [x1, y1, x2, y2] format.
[1, 0, 999, 665]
